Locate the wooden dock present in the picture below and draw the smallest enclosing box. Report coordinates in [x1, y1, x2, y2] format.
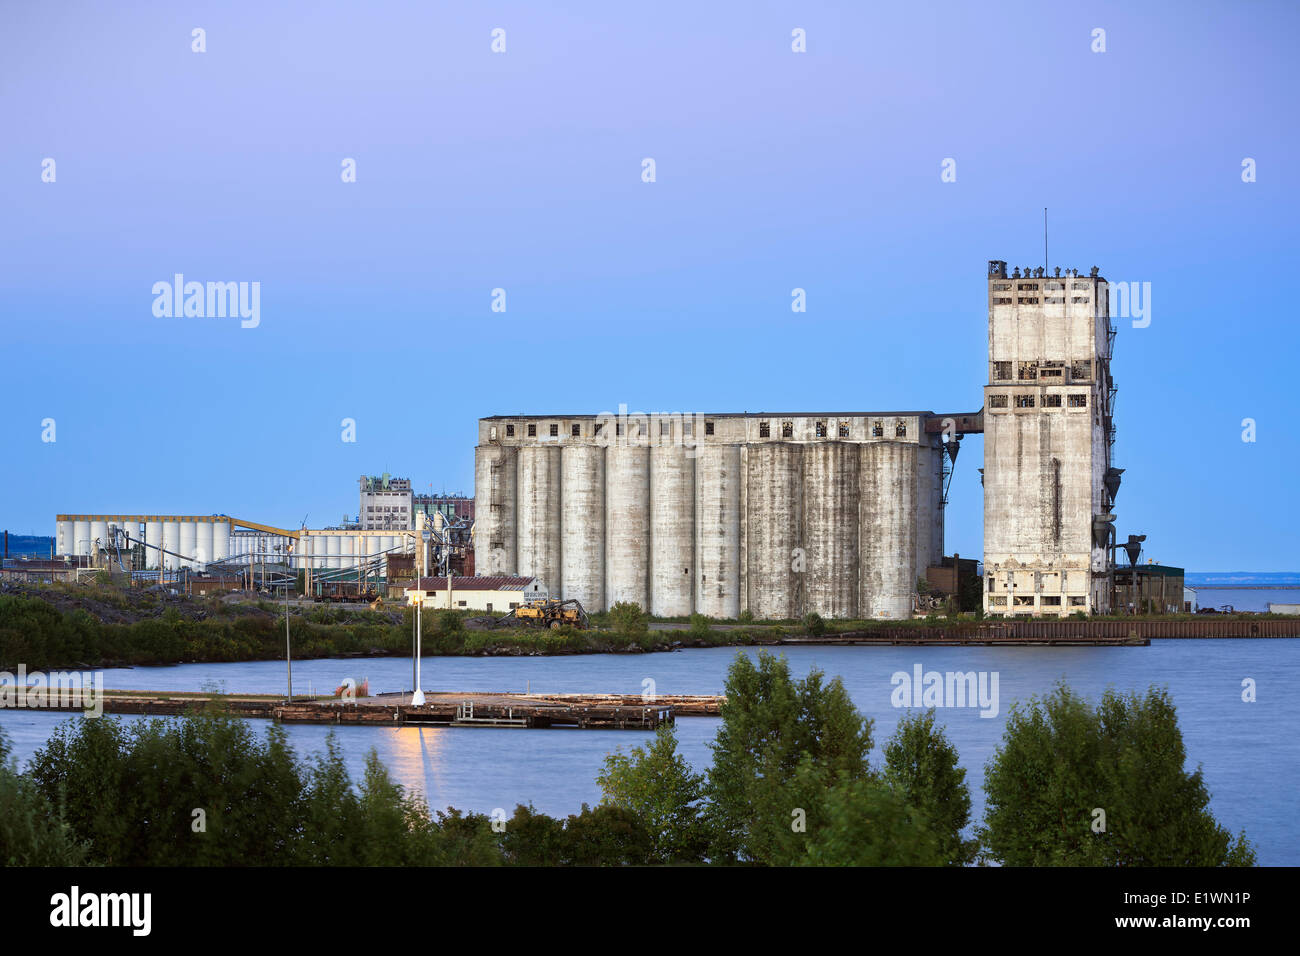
[5, 688, 723, 730]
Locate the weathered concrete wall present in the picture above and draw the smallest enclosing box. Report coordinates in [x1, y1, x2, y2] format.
[474, 411, 940, 619]
[983, 264, 1114, 616]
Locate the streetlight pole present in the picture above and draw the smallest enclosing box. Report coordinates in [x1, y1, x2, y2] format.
[412, 513, 426, 706]
[285, 542, 293, 701]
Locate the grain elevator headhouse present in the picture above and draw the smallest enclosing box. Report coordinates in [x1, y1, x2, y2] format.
[981, 260, 1119, 616]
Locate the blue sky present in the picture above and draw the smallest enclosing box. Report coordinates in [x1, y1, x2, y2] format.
[2, 0, 1296, 571]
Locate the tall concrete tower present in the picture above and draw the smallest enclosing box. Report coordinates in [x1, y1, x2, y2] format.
[982, 260, 1118, 616]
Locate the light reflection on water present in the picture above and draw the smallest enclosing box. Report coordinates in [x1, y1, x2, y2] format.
[1, 641, 1296, 864]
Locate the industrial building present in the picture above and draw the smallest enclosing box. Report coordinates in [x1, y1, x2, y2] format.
[982, 261, 1121, 617]
[53, 514, 417, 577]
[474, 258, 1126, 621]
[402, 575, 547, 613]
[359, 474, 413, 530]
[472, 410, 975, 621]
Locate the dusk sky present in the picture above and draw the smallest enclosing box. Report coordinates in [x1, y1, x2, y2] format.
[3, 0, 1296, 571]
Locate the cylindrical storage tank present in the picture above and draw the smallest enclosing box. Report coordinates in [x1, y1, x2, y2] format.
[802, 443, 861, 619]
[179, 521, 197, 569]
[162, 521, 180, 570]
[649, 443, 695, 617]
[56, 520, 73, 556]
[518, 445, 563, 598]
[605, 444, 650, 611]
[560, 444, 605, 610]
[341, 535, 355, 569]
[212, 521, 230, 562]
[695, 444, 742, 619]
[145, 521, 163, 569]
[745, 443, 804, 621]
[916, 441, 944, 580]
[473, 444, 518, 575]
[73, 520, 91, 557]
[89, 520, 108, 557]
[195, 521, 214, 568]
[860, 442, 919, 619]
[327, 534, 341, 569]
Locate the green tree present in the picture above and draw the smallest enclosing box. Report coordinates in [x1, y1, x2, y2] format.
[561, 804, 654, 866]
[0, 728, 89, 866]
[980, 684, 1256, 866]
[705, 651, 874, 864]
[883, 710, 977, 865]
[802, 776, 945, 866]
[607, 601, 648, 638]
[596, 723, 707, 863]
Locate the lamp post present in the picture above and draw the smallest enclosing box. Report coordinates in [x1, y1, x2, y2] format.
[284, 541, 293, 702]
[411, 514, 427, 706]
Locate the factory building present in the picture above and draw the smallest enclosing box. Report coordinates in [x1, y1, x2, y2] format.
[53, 514, 415, 574]
[473, 410, 955, 620]
[359, 474, 413, 530]
[982, 261, 1120, 616]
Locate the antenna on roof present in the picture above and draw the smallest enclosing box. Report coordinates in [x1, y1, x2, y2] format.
[1044, 207, 1048, 276]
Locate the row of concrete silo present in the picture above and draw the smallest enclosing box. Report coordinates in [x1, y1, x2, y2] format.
[474, 438, 943, 620]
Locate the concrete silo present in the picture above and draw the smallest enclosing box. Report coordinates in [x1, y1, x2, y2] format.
[560, 444, 605, 610]
[745, 442, 804, 620]
[605, 444, 650, 610]
[694, 444, 742, 619]
[517, 445, 562, 596]
[56, 520, 73, 556]
[802, 442, 861, 619]
[474, 443, 517, 575]
[649, 443, 695, 617]
[860, 442, 918, 619]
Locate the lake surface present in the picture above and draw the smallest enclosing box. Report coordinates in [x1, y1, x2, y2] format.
[2, 641, 1296, 864]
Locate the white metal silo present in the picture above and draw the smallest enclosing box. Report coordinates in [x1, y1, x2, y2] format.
[145, 521, 163, 569]
[518, 445, 563, 597]
[860, 442, 918, 620]
[473, 443, 517, 575]
[745, 442, 804, 621]
[179, 521, 197, 569]
[560, 444, 605, 611]
[195, 521, 214, 569]
[802, 442, 861, 620]
[56, 520, 73, 556]
[605, 444, 650, 611]
[327, 534, 341, 569]
[341, 534, 354, 569]
[649, 443, 694, 617]
[162, 521, 180, 570]
[694, 444, 742, 619]
[89, 520, 108, 558]
[212, 521, 230, 562]
[73, 520, 90, 557]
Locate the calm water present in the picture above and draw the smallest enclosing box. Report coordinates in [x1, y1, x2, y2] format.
[2, 641, 1296, 864]
[1191, 587, 1300, 613]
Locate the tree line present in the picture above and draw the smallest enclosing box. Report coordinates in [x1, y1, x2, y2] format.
[1, 651, 1255, 866]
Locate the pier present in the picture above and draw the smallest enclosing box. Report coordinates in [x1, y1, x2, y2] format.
[7, 688, 722, 730]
